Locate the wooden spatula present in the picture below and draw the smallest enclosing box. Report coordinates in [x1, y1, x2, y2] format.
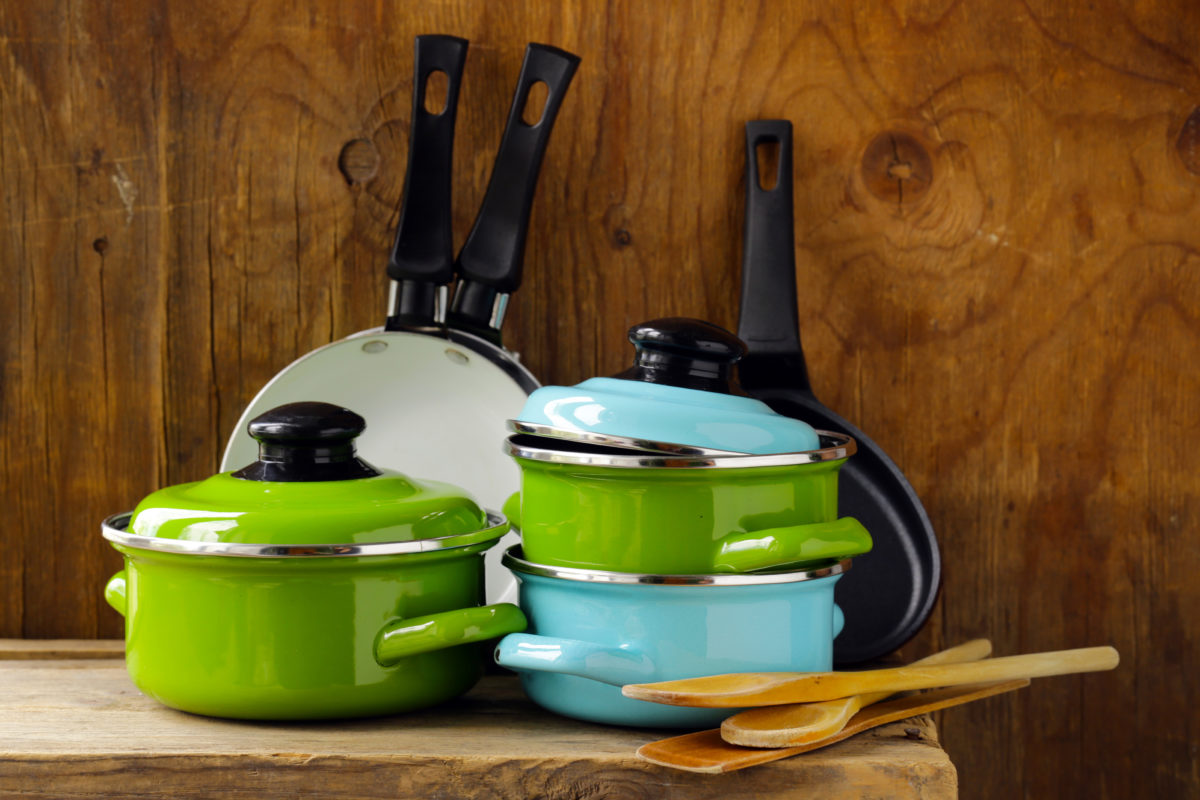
[637, 678, 1029, 773]
[721, 637, 992, 747]
[623, 645, 1117, 708]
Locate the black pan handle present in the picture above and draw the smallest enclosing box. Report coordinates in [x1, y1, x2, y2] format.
[385, 34, 469, 331]
[447, 43, 580, 344]
[737, 119, 813, 393]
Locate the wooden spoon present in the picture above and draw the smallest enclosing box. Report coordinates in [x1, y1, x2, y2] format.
[721, 637, 992, 747]
[637, 678, 1029, 773]
[622, 645, 1117, 708]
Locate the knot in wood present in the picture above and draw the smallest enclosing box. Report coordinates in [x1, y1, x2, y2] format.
[338, 138, 381, 186]
[1176, 107, 1200, 176]
[861, 131, 932, 208]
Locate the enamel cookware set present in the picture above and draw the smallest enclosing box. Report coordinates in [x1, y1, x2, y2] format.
[100, 38, 940, 726]
[494, 317, 871, 726]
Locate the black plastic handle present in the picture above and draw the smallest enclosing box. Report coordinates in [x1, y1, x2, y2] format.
[737, 119, 812, 392]
[447, 43, 580, 343]
[612, 318, 747, 394]
[385, 34, 468, 331]
[232, 402, 381, 482]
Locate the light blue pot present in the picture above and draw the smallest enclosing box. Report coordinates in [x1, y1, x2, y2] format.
[494, 547, 847, 728]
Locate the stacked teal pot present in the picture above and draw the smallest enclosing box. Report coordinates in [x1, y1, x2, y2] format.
[494, 548, 849, 728]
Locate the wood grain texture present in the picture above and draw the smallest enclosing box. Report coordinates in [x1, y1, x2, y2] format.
[0, 659, 956, 799]
[0, 638, 122, 659]
[2, 2, 1197, 798]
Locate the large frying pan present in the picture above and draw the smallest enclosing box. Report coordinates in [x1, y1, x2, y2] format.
[736, 119, 941, 665]
[221, 38, 580, 603]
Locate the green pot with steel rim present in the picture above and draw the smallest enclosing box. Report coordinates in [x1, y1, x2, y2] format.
[503, 432, 873, 574]
[102, 402, 526, 720]
[503, 318, 871, 574]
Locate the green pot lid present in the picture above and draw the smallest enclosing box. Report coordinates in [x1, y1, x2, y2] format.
[129, 402, 489, 546]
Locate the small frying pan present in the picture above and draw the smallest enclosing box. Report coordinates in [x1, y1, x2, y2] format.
[221, 38, 580, 603]
[736, 119, 941, 665]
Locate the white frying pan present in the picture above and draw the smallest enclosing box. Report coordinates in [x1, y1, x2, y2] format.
[221, 38, 580, 604]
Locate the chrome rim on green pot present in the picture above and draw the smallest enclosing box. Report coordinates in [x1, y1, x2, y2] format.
[101, 402, 526, 720]
[503, 432, 872, 574]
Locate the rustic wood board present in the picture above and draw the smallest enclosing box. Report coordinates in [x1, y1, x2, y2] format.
[0, 657, 955, 799]
[0, 638, 124, 660]
[2, 2, 1197, 799]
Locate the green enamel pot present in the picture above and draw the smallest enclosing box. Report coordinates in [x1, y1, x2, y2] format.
[101, 402, 527, 720]
[503, 432, 872, 574]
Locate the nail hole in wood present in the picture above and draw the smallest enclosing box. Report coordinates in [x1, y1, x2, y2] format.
[861, 131, 933, 208]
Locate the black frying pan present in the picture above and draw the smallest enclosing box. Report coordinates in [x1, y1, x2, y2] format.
[736, 119, 941, 665]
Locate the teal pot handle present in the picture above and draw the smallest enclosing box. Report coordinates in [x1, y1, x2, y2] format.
[713, 517, 872, 572]
[104, 570, 127, 617]
[494, 632, 656, 686]
[502, 491, 522, 530]
[375, 603, 527, 667]
[833, 603, 845, 638]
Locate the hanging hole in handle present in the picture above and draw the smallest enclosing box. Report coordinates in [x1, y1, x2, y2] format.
[423, 70, 450, 115]
[756, 139, 781, 191]
[521, 80, 550, 126]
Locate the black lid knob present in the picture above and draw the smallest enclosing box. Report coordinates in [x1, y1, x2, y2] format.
[232, 402, 382, 482]
[612, 318, 748, 394]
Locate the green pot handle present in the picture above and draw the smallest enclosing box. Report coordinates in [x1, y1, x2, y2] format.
[104, 571, 127, 617]
[502, 491, 522, 530]
[374, 603, 527, 667]
[713, 517, 873, 572]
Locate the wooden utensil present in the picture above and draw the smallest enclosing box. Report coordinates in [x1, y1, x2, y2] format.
[637, 678, 1029, 773]
[623, 645, 1118, 707]
[721, 638, 992, 747]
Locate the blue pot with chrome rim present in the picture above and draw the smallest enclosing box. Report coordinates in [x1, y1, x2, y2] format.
[509, 318, 822, 456]
[493, 546, 847, 728]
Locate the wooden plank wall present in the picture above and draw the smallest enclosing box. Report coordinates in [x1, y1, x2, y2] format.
[2, 1, 1196, 797]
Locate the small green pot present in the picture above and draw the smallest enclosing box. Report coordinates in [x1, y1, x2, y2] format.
[504, 432, 872, 574]
[101, 402, 527, 720]
[104, 514, 525, 720]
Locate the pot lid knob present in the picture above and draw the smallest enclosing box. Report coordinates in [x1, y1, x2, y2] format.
[232, 401, 382, 482]
[613, 317, 748, 394]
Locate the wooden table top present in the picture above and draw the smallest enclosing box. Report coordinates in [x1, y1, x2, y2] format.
[0, 640, 956, 799]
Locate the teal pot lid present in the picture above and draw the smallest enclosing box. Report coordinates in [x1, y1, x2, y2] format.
[127, 402, 491, 546]
[513, 318, 820, 455]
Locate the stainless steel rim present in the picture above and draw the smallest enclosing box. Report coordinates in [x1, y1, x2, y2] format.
[101, 511, 509, 558]
[503, 431, 855, 469]
[501, 546, 850, 585]
[505, 420, 745, 456]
